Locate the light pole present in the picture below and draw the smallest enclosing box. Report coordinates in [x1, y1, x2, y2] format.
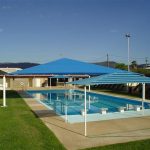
[125, 33, 131, 71]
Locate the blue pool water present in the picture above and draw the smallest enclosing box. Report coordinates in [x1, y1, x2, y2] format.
[27, 89, 150, 116]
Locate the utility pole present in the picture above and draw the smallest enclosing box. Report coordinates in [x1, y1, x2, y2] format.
[107, 53, 109, 67]
[125, 33, 131, 72]
[145, 57, 148, 68]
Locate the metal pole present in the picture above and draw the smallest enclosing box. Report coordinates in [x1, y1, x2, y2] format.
[88, 95, 91, 109]
[107, 53, 109, 67]
[128, 37, 130, 71]
[3, 75, 6, 107]
[84, 86, 87, 136]
[125, 33, 131, 72]
[65, 104, 68, 122]
[145, 57, 148, 68]
[142, 83, 145, 114]
[74, 92, 75, 102]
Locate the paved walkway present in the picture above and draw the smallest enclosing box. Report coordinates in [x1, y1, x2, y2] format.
[18, 91, 150, 150]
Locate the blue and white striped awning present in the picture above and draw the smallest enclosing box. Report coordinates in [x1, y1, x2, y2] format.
[68, 72, 150, 85]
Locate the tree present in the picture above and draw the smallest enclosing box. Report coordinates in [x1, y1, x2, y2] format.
[131, 60, 138, 69]
[115, 63, 128, 70]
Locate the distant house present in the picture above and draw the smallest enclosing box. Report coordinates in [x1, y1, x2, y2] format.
[0, 68, 22, 73]
[146, 65, 150, 69]
[138, 64, 150, 69]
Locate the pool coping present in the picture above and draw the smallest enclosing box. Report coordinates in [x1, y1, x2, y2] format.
[26, 89, 150, 123]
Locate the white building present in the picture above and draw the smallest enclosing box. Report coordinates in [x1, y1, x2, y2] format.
[0, 68, 22, 73]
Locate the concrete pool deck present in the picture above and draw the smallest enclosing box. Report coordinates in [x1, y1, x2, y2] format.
[61, 109, 150, 123]
[18, 91, 150, 150]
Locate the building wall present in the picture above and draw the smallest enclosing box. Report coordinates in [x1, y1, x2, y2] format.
[9, 78, 29, 89]
[4, 75, 87, 89]
[7, 77, 48, 89]
[28, 78, 33, 87]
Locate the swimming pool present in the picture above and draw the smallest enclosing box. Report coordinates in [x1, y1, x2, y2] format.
[27, 89, 150, 116]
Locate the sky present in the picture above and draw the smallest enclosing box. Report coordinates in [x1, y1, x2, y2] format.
[0, 0, 150, 64]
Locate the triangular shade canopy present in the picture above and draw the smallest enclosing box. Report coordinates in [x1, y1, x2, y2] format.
[12, 58, 122, 75]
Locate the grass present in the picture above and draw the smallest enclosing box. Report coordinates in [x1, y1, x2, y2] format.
[0, 90, 150, 150]
[0, 90, 66, 150]
[84, 139, 150, 150]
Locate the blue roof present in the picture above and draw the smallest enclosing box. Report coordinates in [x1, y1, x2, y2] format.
[68, 72, 150, 85]
[12, 58, 123, 75]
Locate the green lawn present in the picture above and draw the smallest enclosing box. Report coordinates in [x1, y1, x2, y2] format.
[84, 139, 150, 150]
[0, 91, 66, 150]
[0, 90, 150, 150]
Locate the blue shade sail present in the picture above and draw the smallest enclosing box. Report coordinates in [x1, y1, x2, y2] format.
[11, 58, 123, 75]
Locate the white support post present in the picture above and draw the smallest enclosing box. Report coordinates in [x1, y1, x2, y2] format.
[88, 95, 91, 109]
[3, 75, 6, 107]
[73, 78, 75, 89]
[88, 76, 91, 91]
[74, 93, 75, 102]
[84, 86, 87, 136]
[65, 104, 68, 122]
[142, 83, 145, 114]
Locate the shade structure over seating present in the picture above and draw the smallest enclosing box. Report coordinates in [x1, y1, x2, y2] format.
[11, 58, 123, 75]
[67, 71, 150, 136]
[68, 72, 150, 85]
